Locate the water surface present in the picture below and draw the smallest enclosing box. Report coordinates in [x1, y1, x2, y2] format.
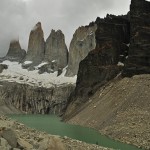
[10, 114, 142, 150]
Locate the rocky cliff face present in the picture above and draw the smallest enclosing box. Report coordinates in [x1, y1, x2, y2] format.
[66, 24, 97, 76]
[25, 22, 45, 65]
[64, 15, 130, 117]
[45, 29, 68, 70]
[123, 0, 150, 76]
[0, 81, 75, 115]
[23, 22, 68, 73]
[5, 40, 26, 62]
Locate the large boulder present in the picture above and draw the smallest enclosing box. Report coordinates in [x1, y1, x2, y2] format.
[45, 29, 68, 70]
[65, 24, 97, 76]
[123, 0, 150, 76]
[5, 40, 26, 62]
[0, 128, 18, 148]
[25, 22, 45, 65]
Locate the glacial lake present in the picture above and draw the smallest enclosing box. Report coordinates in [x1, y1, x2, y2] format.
[9, 115, 142, 150]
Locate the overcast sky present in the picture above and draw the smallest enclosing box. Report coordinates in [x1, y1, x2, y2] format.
[0, 0, 131, 56]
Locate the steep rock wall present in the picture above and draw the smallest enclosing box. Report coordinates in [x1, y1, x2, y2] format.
[66, 24, 97, 76]
[25, 22, 45, 65]
[123, 0, 150, 76]
[64, 15, 130, 118]
[0, 81, 75, 115]
[45, 30, 68, 69]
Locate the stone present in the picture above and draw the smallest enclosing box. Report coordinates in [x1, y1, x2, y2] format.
[0, 137, 11, 149]
[45, 29, 68, 70]
[17, 138, 33, 149]
[25, 22, 45, 65]
[38, 63, 54, 74]
[65, 24, 97, 76]
[5, 40, 26, 62]
[38, 137, 65, 150]
[57, 68, 62, 76]
[0, 128, 18, 148]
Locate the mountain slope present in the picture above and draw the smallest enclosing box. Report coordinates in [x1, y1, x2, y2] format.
[67, 74, 150, 149]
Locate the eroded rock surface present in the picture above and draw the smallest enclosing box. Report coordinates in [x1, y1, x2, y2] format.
[25, 22, 45, 65]
[5, 40, 26, 62]
[123, 0, 150, 76]
[64, 14, 130, 117]
[66, 24, 97, 76]
[45, 29, 68, 70]
[0, 81, 75, 115]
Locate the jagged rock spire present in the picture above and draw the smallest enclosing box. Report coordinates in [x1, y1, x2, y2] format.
[65, 24, 97, 77]
[45, 29, 68, 69]
[6, 39, 26, 61]
[25, 22, 45, 65]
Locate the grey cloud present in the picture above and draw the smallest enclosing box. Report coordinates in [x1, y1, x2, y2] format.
[0, 0, 130, 56]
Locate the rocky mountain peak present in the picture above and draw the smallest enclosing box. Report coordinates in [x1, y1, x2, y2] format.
[32, 22, 42, 31]
[44, 29, 68, 70]
[25, 22, 45, 65]
[9, 39, 21, 49]
[65, 24, 97, 77]
[5, 39, 26, 62]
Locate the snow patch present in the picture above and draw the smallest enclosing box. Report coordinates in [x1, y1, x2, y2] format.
[117, 62, 124, 67]
[126, 44, 130, 47]
[24, 61, 32, 65]
[35, 62, 48, 69]
[0, 61, 76, 88]
[32, 25, 38, 31]
[120, 55, 124, 57]
[52, 60, 57, 63]
[89, 31, 93, 35]
[126, 56, 129, 59]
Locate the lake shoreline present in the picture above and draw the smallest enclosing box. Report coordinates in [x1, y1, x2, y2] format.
[9, 114, 142, 150]
[0, 115, 112, 150]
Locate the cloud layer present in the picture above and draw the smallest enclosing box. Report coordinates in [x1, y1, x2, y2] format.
[0, 0, 130, 56]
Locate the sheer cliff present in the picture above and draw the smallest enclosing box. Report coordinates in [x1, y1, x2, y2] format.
[66, 24, 97, 76]
[64, 14, 130, 117]
[64, 0, 150, 149]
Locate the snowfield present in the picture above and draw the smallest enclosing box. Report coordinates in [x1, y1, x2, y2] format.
[0, 60, 77, 88]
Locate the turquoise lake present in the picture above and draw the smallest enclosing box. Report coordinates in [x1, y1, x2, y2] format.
[9, 114, 142, 150]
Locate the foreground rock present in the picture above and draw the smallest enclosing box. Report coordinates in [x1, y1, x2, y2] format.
[0, 115, 112, 150]
[5, 40, 26, 62]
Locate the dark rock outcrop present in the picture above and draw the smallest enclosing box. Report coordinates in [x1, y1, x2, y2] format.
[0, 64, 8, 73]
[25, 22, 45, 65]
[123, 0, 150, 76]
[45, 30, 68, 70]
[5, 40, 26, 62]
[0, 81, 75, 115]
[66, 24, 97, 76]
[64, 15, 130, 118]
